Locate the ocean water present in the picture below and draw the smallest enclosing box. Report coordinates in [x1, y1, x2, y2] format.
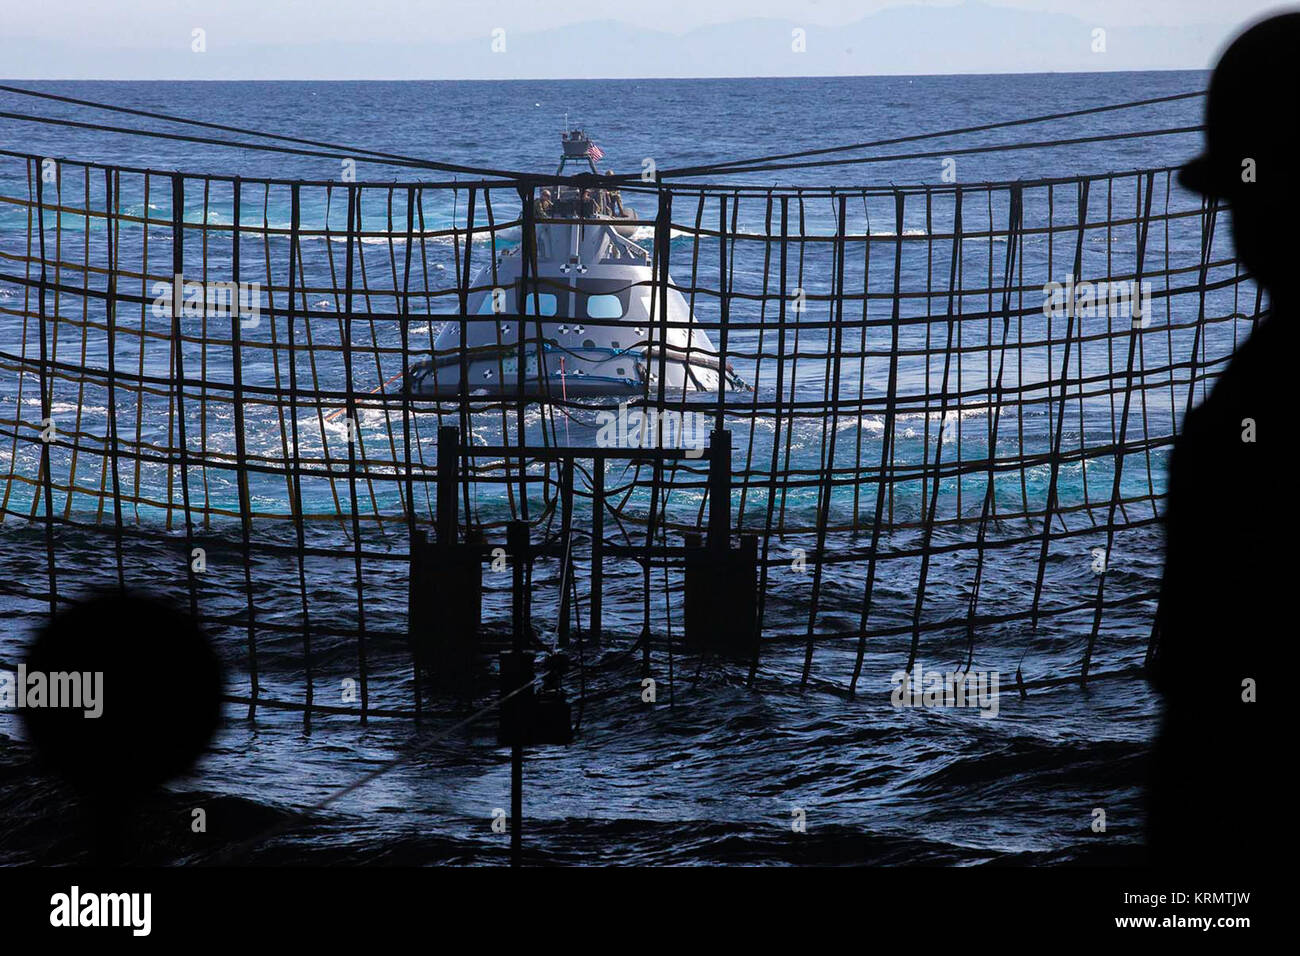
[0, 72, 1228, 865]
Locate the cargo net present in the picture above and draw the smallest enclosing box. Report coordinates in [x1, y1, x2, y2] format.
[0, 152, 1256, 719]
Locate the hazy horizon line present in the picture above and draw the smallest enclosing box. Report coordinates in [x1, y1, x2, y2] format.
[1, 67, 1212, 84]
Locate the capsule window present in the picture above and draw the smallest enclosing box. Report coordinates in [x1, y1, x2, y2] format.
[522, 293, 558, 317]
[584, 294, 623, 319]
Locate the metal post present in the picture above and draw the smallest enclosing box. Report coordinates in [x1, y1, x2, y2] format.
[437, 425, 459, 546]
[507, 519, 528, 867]
[590, 459, 603, 642]
[558, 459, 573, 648]
[510, 727, 522, 868]
[707, 429, 731, 551]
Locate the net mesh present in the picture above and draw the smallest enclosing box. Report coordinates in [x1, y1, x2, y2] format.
[0, 152, 1255, 716]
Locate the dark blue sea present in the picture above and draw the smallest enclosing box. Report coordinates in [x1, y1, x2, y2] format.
[0, 72, 1220, 864]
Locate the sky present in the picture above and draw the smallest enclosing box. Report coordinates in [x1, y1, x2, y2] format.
[1, 0, 1296, 78]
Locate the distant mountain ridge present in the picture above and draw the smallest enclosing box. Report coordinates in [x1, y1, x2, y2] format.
[1, 1, 1236, 80]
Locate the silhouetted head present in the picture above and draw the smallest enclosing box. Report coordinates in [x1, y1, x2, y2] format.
[20, 591, 223, 801]
[1181, 13, 1300, 292]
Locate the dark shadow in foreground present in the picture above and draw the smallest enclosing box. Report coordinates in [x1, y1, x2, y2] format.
[19, 590, 223, 864]
[1150, 12, 1295, 867]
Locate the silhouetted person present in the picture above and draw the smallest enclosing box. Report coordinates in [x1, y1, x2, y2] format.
[1148, 14, 1299, 867]
[20, 591, 223, 863]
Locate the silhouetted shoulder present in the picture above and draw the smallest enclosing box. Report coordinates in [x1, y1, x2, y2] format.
[1153, 309, 1288, 699]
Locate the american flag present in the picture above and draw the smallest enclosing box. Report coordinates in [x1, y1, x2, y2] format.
[585, 142, 604, 162]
